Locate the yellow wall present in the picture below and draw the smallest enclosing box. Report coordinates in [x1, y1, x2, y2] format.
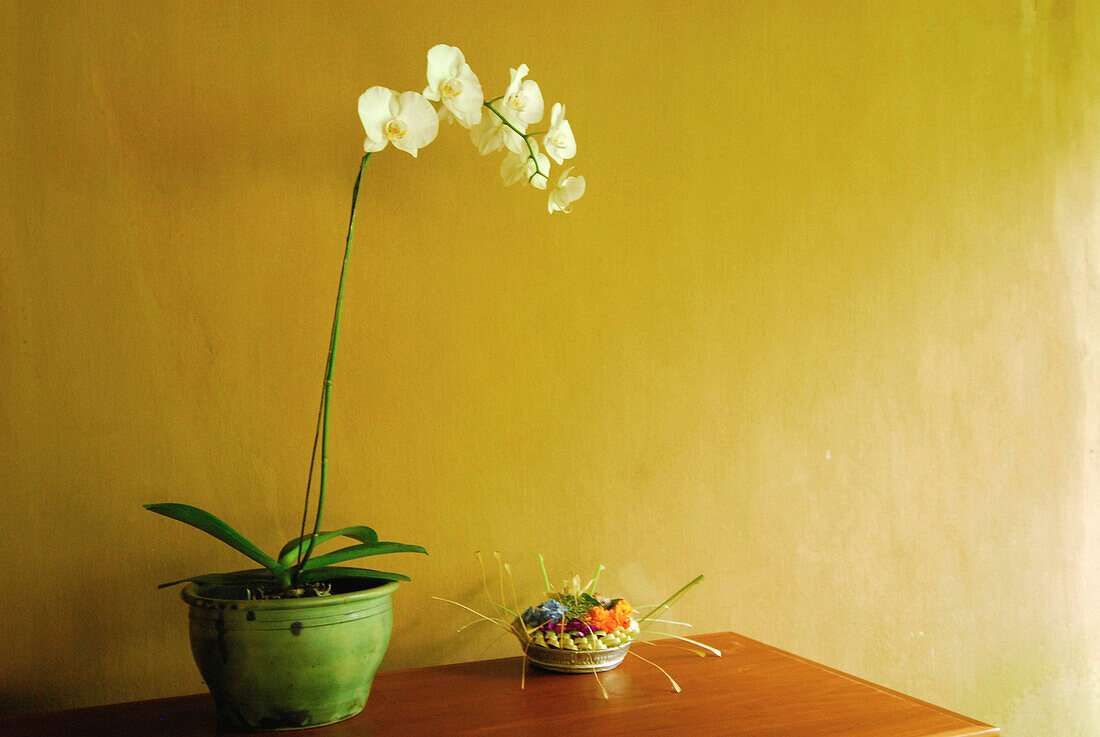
[2, 1, 1098, 734]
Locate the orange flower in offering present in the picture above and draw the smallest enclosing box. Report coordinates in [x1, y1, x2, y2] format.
[611, 598, 633, 624]
[584, 599, 634, 633]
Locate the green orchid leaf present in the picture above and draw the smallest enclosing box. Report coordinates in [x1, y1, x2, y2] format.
[144, 503, 279, 572]
[298, 566, 411, 584]
[156, 568, 278, 589]
[276, 526, 379, 566]
[300, 541, 427, 572]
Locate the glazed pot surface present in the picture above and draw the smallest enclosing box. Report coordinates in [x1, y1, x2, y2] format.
[183, 578, 397, 731]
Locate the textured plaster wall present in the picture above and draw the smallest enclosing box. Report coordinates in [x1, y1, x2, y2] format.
[1, 1, 1098, 735]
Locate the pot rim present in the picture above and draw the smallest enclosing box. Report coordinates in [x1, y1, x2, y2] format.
[181, 577, 399, 611]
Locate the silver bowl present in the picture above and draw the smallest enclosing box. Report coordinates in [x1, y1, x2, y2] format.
[513, 620, 631, 673]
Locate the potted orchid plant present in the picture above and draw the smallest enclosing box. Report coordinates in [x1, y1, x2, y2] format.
[144, 45, 585, 731]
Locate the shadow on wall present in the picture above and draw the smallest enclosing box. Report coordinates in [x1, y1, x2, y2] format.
[3, 570, 198, 717]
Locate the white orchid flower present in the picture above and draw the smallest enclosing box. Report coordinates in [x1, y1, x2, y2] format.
[543, 103, 576, 164]
[358, 86, 439, 157]
[423, 44, 483, 129]
[500, 142, 550, 189]
[501, 63, 544, 130]
[547, 166, 585, 213]
[470, 112, 523, 155]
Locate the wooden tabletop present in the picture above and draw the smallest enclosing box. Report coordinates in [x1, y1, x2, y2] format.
[0, 632, 997, 736]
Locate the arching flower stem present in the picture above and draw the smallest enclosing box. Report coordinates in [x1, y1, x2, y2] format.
[483, 101, 548, 185]
[295, 152, 372, 580]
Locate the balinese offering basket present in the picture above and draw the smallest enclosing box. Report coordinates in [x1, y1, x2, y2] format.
[512, 594, 639, 673]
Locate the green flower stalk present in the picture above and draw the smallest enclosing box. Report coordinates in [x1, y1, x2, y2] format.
[295, 152, 371, 576]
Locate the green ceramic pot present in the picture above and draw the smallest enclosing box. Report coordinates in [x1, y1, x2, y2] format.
[181, 578, 397, 731]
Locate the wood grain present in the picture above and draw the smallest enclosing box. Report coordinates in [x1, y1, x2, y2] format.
[0, 633, 997, 736]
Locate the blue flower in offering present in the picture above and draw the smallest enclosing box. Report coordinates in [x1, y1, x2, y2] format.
[521, 599, 567, 627]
